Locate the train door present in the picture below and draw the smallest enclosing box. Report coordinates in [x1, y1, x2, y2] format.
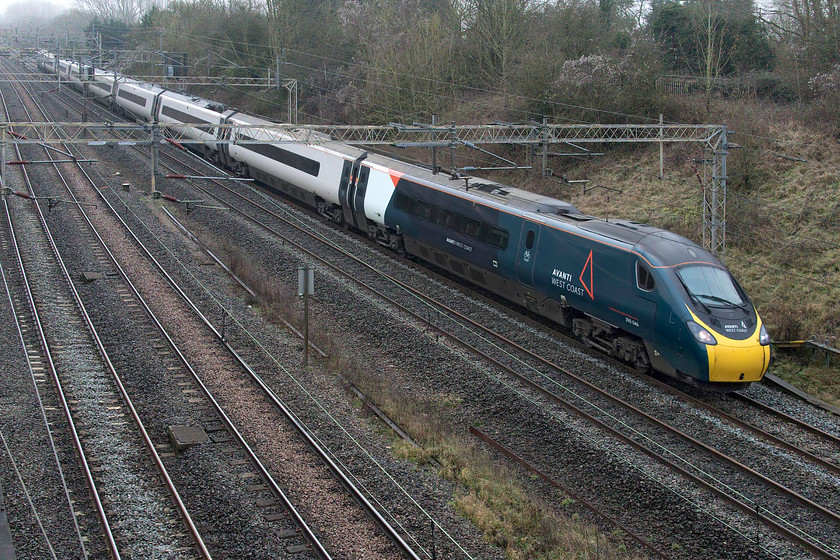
[151, 92, 164, 122]
[352, 165, 370, 231]
[631, 260, 658, 335]
[337, 160, 352, 226]
[339, 153, 367, 229]
[515, 222, 541, 286]
[217, 116, 233, 167]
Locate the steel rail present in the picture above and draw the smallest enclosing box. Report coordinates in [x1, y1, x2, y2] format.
[80, 146, 416, 560]
[0, 200, 123, 558]
[2, 63, 213, 559]
[635, 375, 840, 476]
[152, 136, 840, 539]
[32, 59, 838, 559]
[0, 91, 122, 560]
[146, 139, 840, 560]
[27, 67, 418, 560]
[469, 427, 674, 560]
[62, 166, 335, 560]
[733, 393, 840, 446]
[135, 140, 685, 558]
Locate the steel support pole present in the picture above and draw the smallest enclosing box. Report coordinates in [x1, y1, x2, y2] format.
[303, 291, 309, 367]
[704, 126, 728, 257]
[542, 116, 548, 178]
[659, 113, 664, 180]
[716, 126, 728, 256]
[150, 125, 159, 194]
[81, 82, 88, 124]
[283, 80, 297, 125]
[450, 122, 456, 173]
[431, 113, 437, 174]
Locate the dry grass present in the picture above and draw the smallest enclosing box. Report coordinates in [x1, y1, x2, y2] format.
[364, 385, 645, 560]
[176, 91, 840, 555]
[196, 238, 646, 559]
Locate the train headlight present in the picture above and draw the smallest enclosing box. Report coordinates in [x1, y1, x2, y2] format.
[759, 324, 770, 346]
[687, 321, 717, 345]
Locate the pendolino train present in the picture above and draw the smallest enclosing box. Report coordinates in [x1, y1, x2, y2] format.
[35, 51, 771, 390]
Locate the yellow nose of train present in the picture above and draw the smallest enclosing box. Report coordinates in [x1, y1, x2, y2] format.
[703, 316, 771, 383]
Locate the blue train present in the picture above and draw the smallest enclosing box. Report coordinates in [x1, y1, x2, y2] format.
[36, 51, 771, 390]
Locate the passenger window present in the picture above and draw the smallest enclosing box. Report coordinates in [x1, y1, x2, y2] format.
[525, 230, 535, 250]
[636, 262, 655, 291]
[437, 208, 455, 228]
[394, 193, 411, 211]
[462, 218, 480, 238]
[487, 227, 509, 249]
[413, 200, 432, 220]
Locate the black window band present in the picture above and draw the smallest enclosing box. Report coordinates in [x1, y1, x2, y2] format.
[117, 89, 148, 107]
[161, 104, 215, 125]
[238, 134, 320, 177]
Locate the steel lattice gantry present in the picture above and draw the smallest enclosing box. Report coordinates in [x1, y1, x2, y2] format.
[0, 120, 730, 256]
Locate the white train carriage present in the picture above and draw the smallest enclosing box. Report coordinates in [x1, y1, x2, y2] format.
[66, 61, 85, 90]
[113, 80, 165, 121]
[221, 111, 397, 235]
[221, 111, 350, 211]
[57, 59, 73, 82]
[87, 69, 118, 102]
[37, 51, 57, 74]
[156, 91, 227, 156]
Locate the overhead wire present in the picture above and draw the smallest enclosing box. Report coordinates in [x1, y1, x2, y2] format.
[94, 17, 840, 293]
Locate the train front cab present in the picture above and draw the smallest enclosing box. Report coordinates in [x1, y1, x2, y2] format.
[666, 263, 771, 386]
[685, 308, 771, 384]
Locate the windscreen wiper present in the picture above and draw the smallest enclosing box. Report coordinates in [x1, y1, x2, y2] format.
[693, 294, 750, 313]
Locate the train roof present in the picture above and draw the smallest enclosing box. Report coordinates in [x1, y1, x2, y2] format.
[314, 142, 582, 216]
[634, 228, 719, 267]
[120, 80, 166, 94]
[161, 90, 227, 113]
[218, 112, 717, 268]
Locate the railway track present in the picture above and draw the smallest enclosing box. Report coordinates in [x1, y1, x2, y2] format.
[0, 198, 98, 560]
[143, 120, 840, 495]
[15, 57, 840, 559]
[138, 134, 840, 558]
[0, 73, 209, 559]
[17, 62, 510, 560]
[4, 55, 440, 558]
[147, 102, 840, 559]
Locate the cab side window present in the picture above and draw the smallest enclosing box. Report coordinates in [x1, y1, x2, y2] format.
[636, 262, 655, 291]
[525, 230, 536, 250]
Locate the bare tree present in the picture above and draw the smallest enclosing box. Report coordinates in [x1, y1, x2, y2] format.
[770, 0, 840, 70]
[460, 0, 532, 84]
[74, 0, 157, 24]
[694, 0, 732, 109]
